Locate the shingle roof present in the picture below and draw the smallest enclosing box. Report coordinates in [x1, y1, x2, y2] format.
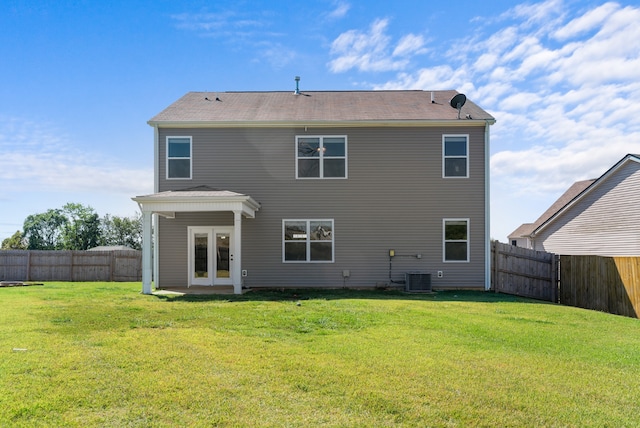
[532, 154, 640, 235]
[149, 90, 495, 124]
[508, 179, 596, 238]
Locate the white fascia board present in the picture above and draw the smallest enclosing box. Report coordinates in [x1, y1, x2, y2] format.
[132, 195, 260, 218]
[148, 119, 495, 128]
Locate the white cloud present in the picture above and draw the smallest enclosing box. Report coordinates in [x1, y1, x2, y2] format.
[392, 34, 428, 57]
[506, 0, 565, 30]
[171, 11, 264, 35]
[326, 1, 350, 20]
[254, 41, 297, 69]
[373, 1, 640, 185]
[328, 18, 427, 72]
[344, 1, 640, 240]
[553, 2, 619, 40]
[0, 117, 152, 196]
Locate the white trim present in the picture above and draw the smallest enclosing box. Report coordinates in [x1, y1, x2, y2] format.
[149, 119, 494, 129]
[166, 136, 192, 180]
[442, 134, 469, 179]
[443, 218, 470, 263]
[133, 191, 260, 295]
[484, 122, 491, 290]
[133, 194, 260, 219]
[187, 226, 234, 287]
[295, 135, 348, 179]
[153, 125, 159, 193]
[283, 219, 335, 263]
[141, 211, 153, 294]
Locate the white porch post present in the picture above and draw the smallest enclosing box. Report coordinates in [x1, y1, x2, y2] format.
[141, 210, 153, 294]
[232, 210, 242, 294]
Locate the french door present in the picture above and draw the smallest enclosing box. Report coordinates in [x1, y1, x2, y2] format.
[189, 227, 233, 286]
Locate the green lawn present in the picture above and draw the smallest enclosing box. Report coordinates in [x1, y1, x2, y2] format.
[1, 282, 639, 427]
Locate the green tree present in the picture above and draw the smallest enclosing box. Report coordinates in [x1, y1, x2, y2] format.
[101, 213, 142, 250]
[23, 209, 68, 250]
[61, 203, 102, 250]
[1, 230, 27, 249]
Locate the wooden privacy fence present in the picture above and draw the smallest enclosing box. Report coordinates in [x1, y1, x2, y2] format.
[0, 250, 142, 282]
[491, 241, 558, 302]
[560, 255, 640, 318]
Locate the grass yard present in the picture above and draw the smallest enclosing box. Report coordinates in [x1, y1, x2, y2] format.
[1, 283, 640, 427]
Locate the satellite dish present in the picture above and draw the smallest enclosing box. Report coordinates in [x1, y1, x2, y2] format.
[450, 93, 467, 119]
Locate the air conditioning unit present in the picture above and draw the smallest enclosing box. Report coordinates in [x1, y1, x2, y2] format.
[405, 272, 431, 292]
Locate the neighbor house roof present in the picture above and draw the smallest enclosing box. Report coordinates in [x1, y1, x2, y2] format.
[532, 154, 640, 236]
[148, 90, 495, 126]
[88, 245, 138, 252]
[509, 154, 640, 239]
[508, 179, 596, 239]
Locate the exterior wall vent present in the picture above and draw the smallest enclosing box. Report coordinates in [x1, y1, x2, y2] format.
[405, 272, 431, 292]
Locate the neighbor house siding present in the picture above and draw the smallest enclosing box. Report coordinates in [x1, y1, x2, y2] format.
[156, 125, 487, 289]
[533, 161, 640, 256]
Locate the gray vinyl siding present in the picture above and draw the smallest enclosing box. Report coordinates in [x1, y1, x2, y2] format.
[157, 126, 487, 289]
[533, 161, 640, 256]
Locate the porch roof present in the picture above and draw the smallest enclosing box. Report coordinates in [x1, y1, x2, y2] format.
[132, 186, 261, 218]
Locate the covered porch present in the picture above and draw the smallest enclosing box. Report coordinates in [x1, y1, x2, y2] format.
[132, 187, 261, 295]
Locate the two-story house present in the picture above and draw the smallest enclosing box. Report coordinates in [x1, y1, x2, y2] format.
[133, 89, 495, 294]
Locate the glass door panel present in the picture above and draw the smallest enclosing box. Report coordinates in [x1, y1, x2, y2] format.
[189, 227, 233, 287]
[194, 233, 209, 279]
[191, 230, 212, 286]
[216, 233, 230, 279]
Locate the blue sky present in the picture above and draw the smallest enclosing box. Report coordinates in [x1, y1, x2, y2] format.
[1, 0, 639, 243]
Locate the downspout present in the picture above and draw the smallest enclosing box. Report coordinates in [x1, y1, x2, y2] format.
[484, 120, 492, 290]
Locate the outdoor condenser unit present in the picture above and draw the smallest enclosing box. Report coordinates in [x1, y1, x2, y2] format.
[405, 272, 432, 292]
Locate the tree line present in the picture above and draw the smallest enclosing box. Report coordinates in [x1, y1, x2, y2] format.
[1, 203, 142, 251]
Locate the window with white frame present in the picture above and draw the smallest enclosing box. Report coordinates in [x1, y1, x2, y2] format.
[443, 219, 469, 262]
[167, 137, 192, 179]
[296, 136, 347, 178]
[283, 219, 334, 262]
[443, 135, 468, 178]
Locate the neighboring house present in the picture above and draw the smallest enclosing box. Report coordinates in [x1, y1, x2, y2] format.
[133, 89, 496, 294]
[88, 245, 138, 251]
[508, 179, 595, 249]
[508, 154, 640, 255]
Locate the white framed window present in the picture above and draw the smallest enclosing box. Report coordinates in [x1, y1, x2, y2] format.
[443, 219, 469, 262]
[166, 136, 192, 179]
[283, 219, 334, 262]
[443, 135, 468, 178]
[296, 136, 347, 179]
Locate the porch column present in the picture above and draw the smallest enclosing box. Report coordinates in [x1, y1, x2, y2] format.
[141, 210, 153, 294]
[232, 210, 242, 294]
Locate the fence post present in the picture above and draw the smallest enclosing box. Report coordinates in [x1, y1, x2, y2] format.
[26, 251, 31, 281]
[492, 241, 499, 293]
[552, 254, 558, 303]
[110, 252, 115, 282]
[70, 251, 74, 282]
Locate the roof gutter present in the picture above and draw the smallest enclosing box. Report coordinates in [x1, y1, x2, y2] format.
[147, 119, 495, 128]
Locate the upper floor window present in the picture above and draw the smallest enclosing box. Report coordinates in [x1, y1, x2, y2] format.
[443, 219, 469, 262]
[167, 137, 192, 179]
[296, 136, 347, 179]
[443, 135, 468, 178]
[283, 219, 334, 262]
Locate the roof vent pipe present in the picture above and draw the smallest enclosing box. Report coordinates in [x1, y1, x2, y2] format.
[294, 76, 300, 95]
[431, 91, 435, 103]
